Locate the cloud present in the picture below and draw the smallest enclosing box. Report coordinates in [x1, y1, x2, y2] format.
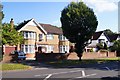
[83, 0, 118, 13]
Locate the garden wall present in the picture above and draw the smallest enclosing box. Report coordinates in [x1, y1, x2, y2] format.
[67, 52, 117, 60]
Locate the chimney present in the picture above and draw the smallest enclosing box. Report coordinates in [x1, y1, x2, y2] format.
[10, 18, 14, 28]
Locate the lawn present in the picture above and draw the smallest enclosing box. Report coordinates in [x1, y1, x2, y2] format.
[0, 63, 32, 71]
[45, 57, 120, 67]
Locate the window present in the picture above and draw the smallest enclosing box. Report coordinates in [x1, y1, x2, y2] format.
[25, 45, 28, 53]
[47, 34, 54, 39]
[39, 34, 44, 41]
[21, 45, 35, 54]
[47, 45, 54, 52]
[59, 45, 69, 53]
[98, 39, 105, 43]
[23, 31, 36, 39]
[59, 35, 67, 41]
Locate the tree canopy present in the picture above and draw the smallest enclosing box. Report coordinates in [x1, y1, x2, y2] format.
[104, 29, 116, 36]
[0, 4, 4, 26]
[0, 4, 4, 46]
[60, 2, 98, 60]
[2, 23, 24, 45]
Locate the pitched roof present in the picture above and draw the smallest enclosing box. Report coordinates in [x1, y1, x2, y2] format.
[15, 19, 63, 35]
[15, 19, 47, 34]
[92, 31, 103, 40]
[39, 23, 63, 34]
[108, 34, 119, 42]
[16, 19, 32, 30]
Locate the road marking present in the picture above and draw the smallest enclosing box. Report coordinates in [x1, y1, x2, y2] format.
[44, 74, 52, 80]
[68, 73, 97, 80]
[105, 67, 110, 70]
[34, 70, 82, 77]
[76, 73, 97, 78]
[81, 71, 85, 77]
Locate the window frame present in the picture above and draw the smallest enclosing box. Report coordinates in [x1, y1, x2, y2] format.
[46, 34, 54, 40]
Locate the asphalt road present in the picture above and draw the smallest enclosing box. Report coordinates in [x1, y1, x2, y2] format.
[2, 61, 120, 80]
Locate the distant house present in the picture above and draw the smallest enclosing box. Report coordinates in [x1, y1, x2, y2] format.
[16, 18, 70, 60]
[107, 34, 120, 46]
[85, 31, 111, 52]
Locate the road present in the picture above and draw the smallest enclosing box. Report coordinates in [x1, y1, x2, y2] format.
[2, 61, 120, 80]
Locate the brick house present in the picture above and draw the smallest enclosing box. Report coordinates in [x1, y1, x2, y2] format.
[16, 18, 70, 60]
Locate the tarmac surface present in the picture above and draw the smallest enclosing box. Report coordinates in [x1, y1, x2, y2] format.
[2, 60, 120, 80]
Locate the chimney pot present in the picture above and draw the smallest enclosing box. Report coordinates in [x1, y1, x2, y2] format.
[10, 18, 14, 28]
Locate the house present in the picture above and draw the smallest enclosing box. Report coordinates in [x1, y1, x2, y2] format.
[16, 18, 70, 60]
[107, 34, 120, 46]
[85, 31, 111, 52]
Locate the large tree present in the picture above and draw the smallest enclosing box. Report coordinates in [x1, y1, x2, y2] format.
[2, 23, 24, 46]
[104, 29, 116, 36]
[60, 2, 98, 60]
[0, 4, 4, 25]
[0, 4, 4, 42]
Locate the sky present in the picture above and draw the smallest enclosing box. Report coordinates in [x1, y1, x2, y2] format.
[1, 0, 119, 33]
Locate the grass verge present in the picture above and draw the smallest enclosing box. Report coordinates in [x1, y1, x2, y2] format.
[45, 57, 120, 67]
[0, 63, 32, 71]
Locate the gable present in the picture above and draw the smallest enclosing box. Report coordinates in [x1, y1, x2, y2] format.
[98, 33, 109, 42]
[17, 19, 47, 34]
[92, 31, 103, 40]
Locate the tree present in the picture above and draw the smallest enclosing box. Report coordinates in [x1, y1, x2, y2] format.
[96, 42, 108, 51]
[60, 2, 98, 60]
[0, 4, 4, 25]
[2, 23, 24, 45]
[104, 29, 116, 36]
[0, 4, 4, 45]
[109, 40, 120, 56]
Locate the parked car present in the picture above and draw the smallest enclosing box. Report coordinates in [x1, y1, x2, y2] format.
[11, 50, 26, 61]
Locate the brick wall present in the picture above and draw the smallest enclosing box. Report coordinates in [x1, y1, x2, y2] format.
[3, 46, 16, 55]
[67, 52, 117, 60]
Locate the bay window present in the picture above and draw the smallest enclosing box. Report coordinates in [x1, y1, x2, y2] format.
[21, 45, 35, 53]
[59, 45, 69, 53]
[23, 31, 36, 39]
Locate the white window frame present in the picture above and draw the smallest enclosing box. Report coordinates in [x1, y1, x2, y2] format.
[59, 35, 67, 41]
[47, 34, 54, 40]
[47, 45, 54, 52]
[59, 45, 69, 53]
[23, 31, 36, 39]
[21, 44, 35, 54]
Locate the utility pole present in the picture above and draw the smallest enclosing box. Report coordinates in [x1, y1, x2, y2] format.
[118, 1, 120, 33]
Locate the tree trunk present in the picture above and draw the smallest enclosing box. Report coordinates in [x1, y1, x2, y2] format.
[75, 42, 84, 61]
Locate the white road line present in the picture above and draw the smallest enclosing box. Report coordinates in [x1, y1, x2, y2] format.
[76, 73, 97, 78]
[34, 70, 82, 77]
[68, 73, 97, 80]
[81, 70, 85, 77]
[105, 67, 110, 70]
[44, 74, 52, 80]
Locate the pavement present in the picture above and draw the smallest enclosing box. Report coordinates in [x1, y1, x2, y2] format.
[2, 60, 120, 80]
